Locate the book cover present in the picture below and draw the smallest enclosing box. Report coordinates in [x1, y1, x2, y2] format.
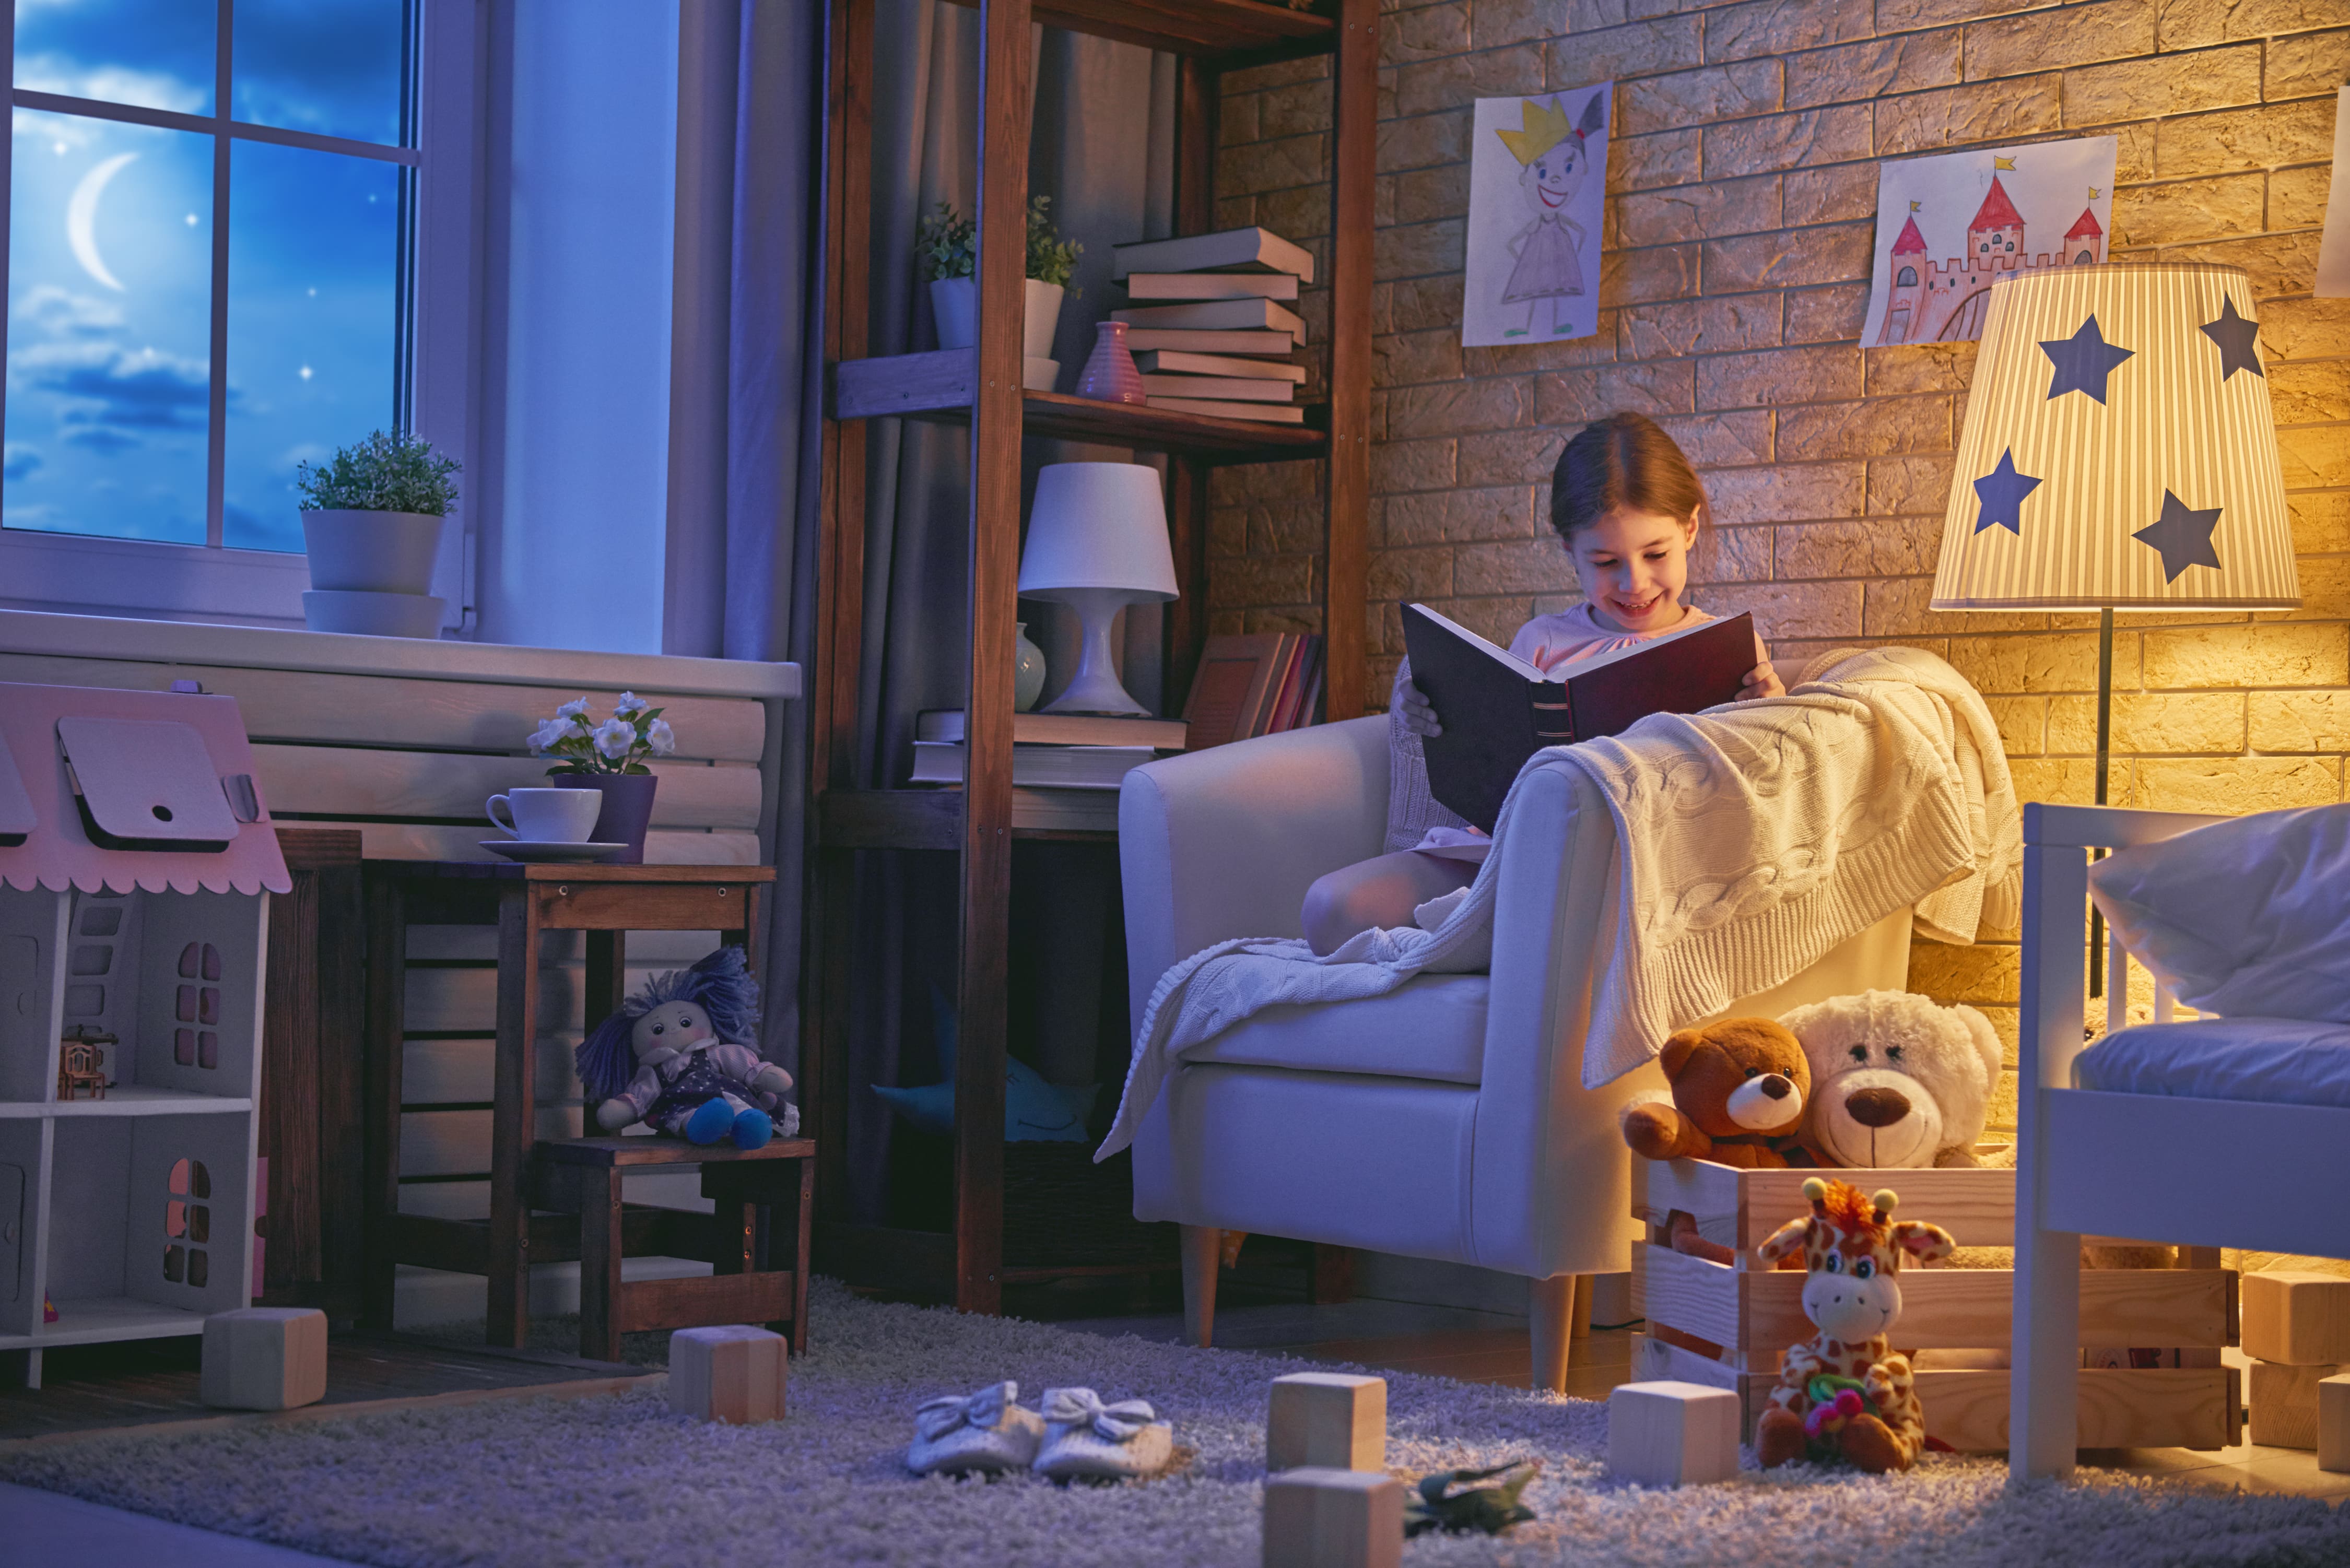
[1133, 349, 1305, 382]
[1136, 374, 1295, 403]
[1121, 328, 1295, 357]
[1401, 604, 1755, 832]
[1110, 226, 1315, 283]
[916, 710, 1187, 750]
[1112, 298, 1306, 343]
[1146, 397, 1306, 423]
[1182, 633, 1292, 748]
[1123, 270, 1300, 301]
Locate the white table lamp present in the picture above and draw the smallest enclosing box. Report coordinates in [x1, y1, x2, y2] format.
[1018, 462, 1178, 716]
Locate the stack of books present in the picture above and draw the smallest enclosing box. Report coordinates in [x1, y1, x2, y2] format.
[1109, 227, 1311, 425]
[907, 710, 1186, 791]
[1182, 632, 1324, 749]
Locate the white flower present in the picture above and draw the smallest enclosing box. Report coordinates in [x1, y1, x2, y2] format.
[592, 716, 638, 760]
[645, 718, 676, 756]
[613, 691, 650, 717]
[556, 697, 591, 720]
[527, 718, 573, 753]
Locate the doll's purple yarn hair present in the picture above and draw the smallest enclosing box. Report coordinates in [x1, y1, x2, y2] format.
[574, 946, 763, 1104]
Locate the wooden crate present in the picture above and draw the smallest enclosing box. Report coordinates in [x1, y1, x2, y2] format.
[1629, 1157, 2241, 1453]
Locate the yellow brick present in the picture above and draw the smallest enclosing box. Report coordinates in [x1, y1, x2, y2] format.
[2064, 45, 2262, 127]
[1779, 514, 1943, 577]
[2111, 172, 2269, 246]
[1986, 1067, 2019, 1135]
[1696, 579, 1863, 640]
[1706, 462, 1866, 528]
[1869, 587, 2055, 638]
[1984, 695, 2049, 756]
[2249, 690, 2350, 753]
[2290, 494, 2350, 555]
[1947, 632, 2118, 694]
[1967, 0, 2156, 79]
[2045, 692, 2247, 754]
[2008, 756, 2119, 806]
[2141, 623, 2349, 689]
[1908, 940, 2021, 1006]
[2134, 756, 2340, 814]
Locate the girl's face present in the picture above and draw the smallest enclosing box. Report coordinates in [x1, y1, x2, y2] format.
[1566, 504, 1698, 634]
[1522, 140, 1583, 210]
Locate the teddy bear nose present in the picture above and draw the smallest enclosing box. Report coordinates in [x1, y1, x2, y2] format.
[1846, 1086, 1910, 1127]
[1758, 1074, 1791, 1101]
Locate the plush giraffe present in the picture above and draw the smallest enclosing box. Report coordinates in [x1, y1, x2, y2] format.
[1753, 1176, 1954, 1473]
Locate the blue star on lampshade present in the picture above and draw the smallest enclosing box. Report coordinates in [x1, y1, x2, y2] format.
[2132, 490, 2225, 582]
[2040, 314, 2134, 404]
[1971, 447, 2042, 535]
[2199, 296, 2263, 382]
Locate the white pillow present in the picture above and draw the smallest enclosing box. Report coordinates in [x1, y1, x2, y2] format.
[2088, 805, 2350, 1022]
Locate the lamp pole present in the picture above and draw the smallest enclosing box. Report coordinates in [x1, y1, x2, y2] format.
[2089, 606, 2113, 998]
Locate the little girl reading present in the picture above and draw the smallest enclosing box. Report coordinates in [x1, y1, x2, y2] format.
[1300, 411, 1785, 954]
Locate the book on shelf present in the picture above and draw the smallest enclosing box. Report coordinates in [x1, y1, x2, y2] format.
[1145, 397, 1305, 423]
[1113, 298, 1305, 343]
[1400, 603, 1755, 833]
[1110, 226, 1315, 284]
[1137, 374, 1294, 403]
[1121, 327, 1295, 357]
[1122, 270, 1299, 302]
[908, 742, 1157, 791]
[916, 709, 1186, 750]
[1181, 632, 1324, 748]
[1133, 349, 1304, 382]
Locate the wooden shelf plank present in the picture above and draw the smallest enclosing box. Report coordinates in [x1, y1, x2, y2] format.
[834, 350, 1326, 461]
[819, 787, 1118, 848]
[934, 0, 1333, 56]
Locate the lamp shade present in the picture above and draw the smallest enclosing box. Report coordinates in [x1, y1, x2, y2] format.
[1930, 264, 2298, 610]
[1017, 462, 1179, 603]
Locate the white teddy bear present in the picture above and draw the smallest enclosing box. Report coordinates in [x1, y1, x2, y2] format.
[1777, 989, 2004, 1169]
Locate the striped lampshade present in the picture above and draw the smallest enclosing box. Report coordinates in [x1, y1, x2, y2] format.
[1930, 264, 2298, 610]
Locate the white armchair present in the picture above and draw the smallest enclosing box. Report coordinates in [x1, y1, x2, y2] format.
[1119, 716, 1916, 1390]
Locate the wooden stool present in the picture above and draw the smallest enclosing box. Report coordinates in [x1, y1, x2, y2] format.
[539, 1136, 814, 1362]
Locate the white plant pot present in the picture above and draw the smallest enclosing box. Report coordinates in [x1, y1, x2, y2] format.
[302, 588, 448, 639]
[302, 508, 448, 596]
[929, 277, 1065, 359]
[1022, 279, 1064, 359]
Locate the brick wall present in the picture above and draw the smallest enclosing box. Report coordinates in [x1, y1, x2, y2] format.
[1207, 0, 2350, 1134]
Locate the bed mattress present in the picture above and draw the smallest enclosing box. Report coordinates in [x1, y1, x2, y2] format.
[2072, 1017, 2350, 1109]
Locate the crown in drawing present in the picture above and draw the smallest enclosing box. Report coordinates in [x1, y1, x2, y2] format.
[1496, 96, 1574, 165]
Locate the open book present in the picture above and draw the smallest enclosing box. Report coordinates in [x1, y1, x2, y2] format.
[1401, 603, 1756, 833]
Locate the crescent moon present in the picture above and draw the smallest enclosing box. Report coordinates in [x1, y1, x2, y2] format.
[67, 152, 137, 292]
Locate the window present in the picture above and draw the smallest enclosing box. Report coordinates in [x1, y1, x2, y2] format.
[1, 0, 477, 624]
[1895, 266, 1917, 288]
[164, 1154, 209, 1288]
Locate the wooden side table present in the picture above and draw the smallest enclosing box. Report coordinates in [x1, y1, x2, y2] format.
[362, 861, 779, 1349]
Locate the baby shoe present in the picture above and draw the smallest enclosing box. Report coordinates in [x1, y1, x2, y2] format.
[906, 1381, 1045, 1476]
[1031, 1387, 1173, 1481]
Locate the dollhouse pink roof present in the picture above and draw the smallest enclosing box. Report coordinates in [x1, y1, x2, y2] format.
[1889, 216, 1928, 255]
[2064, 207, 2104, 240]
[1969, 177, 2024, 232]
[0, 680, 291, 896]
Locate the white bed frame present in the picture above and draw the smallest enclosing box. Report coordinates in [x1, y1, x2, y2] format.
[2013, 802, 2350, 1478]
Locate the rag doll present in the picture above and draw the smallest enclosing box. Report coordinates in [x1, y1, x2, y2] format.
[574, 948, 796, 1149]
[1753, 1177, 1955, 1473]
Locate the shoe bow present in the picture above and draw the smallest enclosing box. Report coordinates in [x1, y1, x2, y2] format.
[1039, 1386, 1157, 1442]
[914, 1381, 1017, 1441]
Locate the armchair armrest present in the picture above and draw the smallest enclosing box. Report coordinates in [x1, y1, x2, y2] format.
[1119, 716, 1389, 1029]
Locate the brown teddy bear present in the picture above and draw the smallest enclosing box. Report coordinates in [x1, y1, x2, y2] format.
[1622, 1017, 1813, 1170]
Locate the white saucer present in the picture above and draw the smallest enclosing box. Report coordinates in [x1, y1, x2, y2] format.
[480, 839, 628, 863]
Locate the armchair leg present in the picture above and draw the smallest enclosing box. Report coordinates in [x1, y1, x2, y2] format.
[1180, 1225, 1220, 1349]
[1530, 1275, 1577, 1393]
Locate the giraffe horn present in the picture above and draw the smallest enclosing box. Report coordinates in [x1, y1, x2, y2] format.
[1871, 1188, 1898, 1223]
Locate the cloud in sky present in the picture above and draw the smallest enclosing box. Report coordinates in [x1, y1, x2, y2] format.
[15, 283, 125, 336]
[62, 424, 137, 453]
[13, 341, 211, 431]
[3, 444, 41, 480]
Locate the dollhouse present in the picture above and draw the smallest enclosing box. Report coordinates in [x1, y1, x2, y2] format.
[0, 679, 288, 1388]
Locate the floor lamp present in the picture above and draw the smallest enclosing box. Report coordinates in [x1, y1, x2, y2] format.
[1926, 264, 2299, 994]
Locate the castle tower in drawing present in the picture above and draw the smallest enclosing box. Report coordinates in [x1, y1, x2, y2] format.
[1875, 175, 2109, 346]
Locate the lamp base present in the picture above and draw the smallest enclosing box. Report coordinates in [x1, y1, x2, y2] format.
[1037, 588, 1150, 717]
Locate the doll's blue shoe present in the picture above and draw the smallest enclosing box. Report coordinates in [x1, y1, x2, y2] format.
[731, 1107, 773, 1150]
[684, 1099, 736, 1144]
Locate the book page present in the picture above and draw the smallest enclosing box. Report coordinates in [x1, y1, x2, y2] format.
[1406, 603, 1544, 679]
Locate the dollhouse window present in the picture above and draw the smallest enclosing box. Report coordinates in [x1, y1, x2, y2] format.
[79, 904, 122, 937]
[166, 1158, 209, 1287]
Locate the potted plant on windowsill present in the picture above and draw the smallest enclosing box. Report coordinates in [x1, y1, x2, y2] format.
[296, 430, 462, 638]
[528, 692, 676, 864]
[919, 195, 1080, 390]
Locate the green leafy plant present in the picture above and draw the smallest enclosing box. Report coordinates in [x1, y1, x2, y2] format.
[529, 693, 674, 777]
[295, 429, 462, 516]
[916, 195, 1083, 296]
[1402, 1458, 1541, 1538]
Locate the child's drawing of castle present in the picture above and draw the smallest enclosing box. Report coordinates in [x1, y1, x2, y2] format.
[1874, 175, 2107, 346]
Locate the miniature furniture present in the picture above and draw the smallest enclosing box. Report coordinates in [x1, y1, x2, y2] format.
[2011, 803, 2350, 1478]
[0, 680, 290, 1391]
[667, 1323, 789, 1424]
[361, 862, 801, 1358]
[1262, 1468, 1402, 1568]
[1608, 1381, 1740, 1489]
[1118, 717, 1918, 1389]
[806, 0, 1374, 1314]
[1267, 1372, 1385, 1472]
[201, 1305, 327, 1410]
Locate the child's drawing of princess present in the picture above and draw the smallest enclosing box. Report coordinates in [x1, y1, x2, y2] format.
[1496, 92, 1606, 338]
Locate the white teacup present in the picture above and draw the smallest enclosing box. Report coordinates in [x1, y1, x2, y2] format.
[487, 787, 603, 843]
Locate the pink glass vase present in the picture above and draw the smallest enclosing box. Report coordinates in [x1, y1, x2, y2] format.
[1075, 320, 1147, 405]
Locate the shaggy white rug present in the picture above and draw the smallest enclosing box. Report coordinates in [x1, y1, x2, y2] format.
[3, 1279, 2343, 1568]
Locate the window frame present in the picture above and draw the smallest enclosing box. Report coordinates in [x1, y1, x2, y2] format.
[0, 0, 483, 630]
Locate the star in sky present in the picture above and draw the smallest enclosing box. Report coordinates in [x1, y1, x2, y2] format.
[1971, 447, 2042, 535]
[2132, 490, 2224, 582]
[2040, 315, 2134, 404]
[2199, 296, 2263, 382]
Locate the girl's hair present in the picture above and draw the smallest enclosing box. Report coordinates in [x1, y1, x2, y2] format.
[1549, 411, 1708, 540]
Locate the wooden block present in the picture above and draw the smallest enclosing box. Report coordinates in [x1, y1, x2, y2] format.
[200, 1307, 328, 1411]
[666, 1324, 787, 1423]
[2250, 1358, 2341, 1450]
[2242, 1272, 2350, 1366]
[1608, 1380, 1741, 1487]
[1261, 1467, 1402, 1568]
[1268, 1372, 1386, 1472]
[2319, 1374, 2350, 1473]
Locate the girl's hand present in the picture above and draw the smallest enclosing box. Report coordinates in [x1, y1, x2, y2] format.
[1738, 658, 1785, 701]
[1390, 668, 1441, 737]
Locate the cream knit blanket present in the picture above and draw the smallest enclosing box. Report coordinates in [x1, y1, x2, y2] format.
[1096, 645, 2020, 1159]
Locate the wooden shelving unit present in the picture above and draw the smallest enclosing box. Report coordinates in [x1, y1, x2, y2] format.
[806, 0, 1376, 1313]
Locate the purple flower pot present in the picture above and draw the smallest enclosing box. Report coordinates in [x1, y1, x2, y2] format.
[558, 773, 659, 863]
[1075, 320, 1147, 405]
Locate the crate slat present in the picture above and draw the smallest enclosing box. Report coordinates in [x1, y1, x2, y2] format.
[1728, 1367, 2240, 1454]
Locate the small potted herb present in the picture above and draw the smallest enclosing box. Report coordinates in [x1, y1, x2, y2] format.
[528, 693, 676, 863]
[296, 430, 462, 637]
[919, 195, 1082, 380]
